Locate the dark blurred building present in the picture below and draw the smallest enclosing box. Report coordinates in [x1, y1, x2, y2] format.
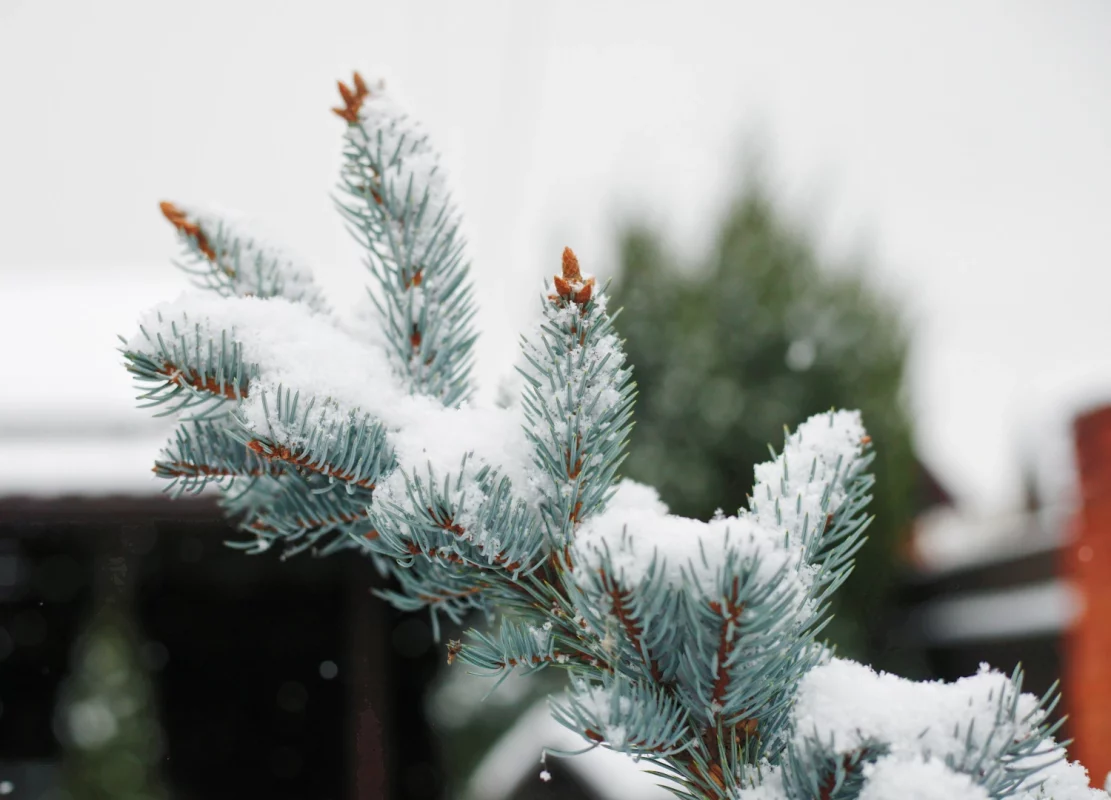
[0, 494, 442, 800]
[897, 405, 1111, 787]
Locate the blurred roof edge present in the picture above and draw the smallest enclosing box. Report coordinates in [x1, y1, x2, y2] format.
[0, 435, 167, 499]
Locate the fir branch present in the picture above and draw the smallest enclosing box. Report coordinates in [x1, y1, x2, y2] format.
[159, 201, 330, 313]
[551, 674, 693, 758]
[375, 560, 492, 639]
[154, 420, 282, 494]
[365, 458, 546, 577]
[122, 320, 254, 418]
[218, 470, 379, 558]
[334, 72, 477, 407]
[519, 248, 636, 546]
[230, 384, 394, 494]
[600, 569, 663, 683]
[244, 438, 378, 490]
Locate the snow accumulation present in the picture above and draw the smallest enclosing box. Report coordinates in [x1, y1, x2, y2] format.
[783, 657, 1104, 800]
[571, 479, 810, 597]
[733, 658, 1104, 799]
[571, 410, 865, 596]
[792, 658, 1039, 761]
[170, 204, 330, 314]
[748, 409, 866, 548]
[855, 755, 990, 800]
[518, 291, 626, 438]
[735, 756, 992, 800]
[567, 682, 635, 749]
[343, 84, 453, 255]
[129, 293, 540, 508]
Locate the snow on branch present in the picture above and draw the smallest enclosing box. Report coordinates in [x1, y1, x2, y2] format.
[155, 420, 283, 493]
[748, 409, 869, 554]
[752, 657, 1102, 800]
[551, 675, 693, 758]
[160, 202, 330, 313]
[334, 72, 477, 408]
[519, 248, 635, 546]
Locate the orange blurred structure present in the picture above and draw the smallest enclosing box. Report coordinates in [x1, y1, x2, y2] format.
[1064, 406, 1111, 786]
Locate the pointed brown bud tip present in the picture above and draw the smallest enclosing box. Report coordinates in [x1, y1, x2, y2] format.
[573, 278, 595, 305]
[159, 201, 183, 224]
[337, 80, 354, 105]
[561, 247, 582, 282]
[334, 72, 372, 123]
[352, 71, 368, 99]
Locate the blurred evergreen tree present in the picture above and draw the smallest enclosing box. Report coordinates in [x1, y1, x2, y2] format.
[54, 577, 167, 800]
[611, 176, 916, 666]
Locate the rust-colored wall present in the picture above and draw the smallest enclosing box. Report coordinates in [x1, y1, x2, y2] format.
[1064, 405, 1111, 786]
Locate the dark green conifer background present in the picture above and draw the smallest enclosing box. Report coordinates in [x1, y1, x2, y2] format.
[610, 176, 917, 667]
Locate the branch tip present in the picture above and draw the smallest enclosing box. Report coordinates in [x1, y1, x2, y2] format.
[550, 247, 596, 306]
[333, 70, 373, 123]
[562, 247, 582, 282]
[159, 201, 215, 261]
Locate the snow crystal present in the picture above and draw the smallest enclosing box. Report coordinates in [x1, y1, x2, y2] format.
[529, 622, 553, 651]
[571, 684, 634, 749]
[748, 409, 866, 548]
[857, 754, 989, 800]
[572, 480, 808, 596]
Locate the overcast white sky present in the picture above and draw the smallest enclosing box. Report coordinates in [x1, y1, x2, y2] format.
[2, 0, 1110, 511]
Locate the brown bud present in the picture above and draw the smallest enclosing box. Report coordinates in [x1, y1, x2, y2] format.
[159, 201, 215, 261]
[352, 71, 369, 99]
[333, 71, 370, 124]
[561, 246, 582, 282]
[337, 80, 355, 106]
[573, 278, 595, 305]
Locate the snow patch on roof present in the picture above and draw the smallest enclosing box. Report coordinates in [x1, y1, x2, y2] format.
[464, 700, 677, 800]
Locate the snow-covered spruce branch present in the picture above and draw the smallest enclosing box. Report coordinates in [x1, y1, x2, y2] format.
[118, 71, 1107, 800]
[159, 201, 331, 314]
[334, 73, 477, 408]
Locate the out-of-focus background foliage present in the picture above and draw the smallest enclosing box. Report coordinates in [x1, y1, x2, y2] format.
[611, 173, 916, 668]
